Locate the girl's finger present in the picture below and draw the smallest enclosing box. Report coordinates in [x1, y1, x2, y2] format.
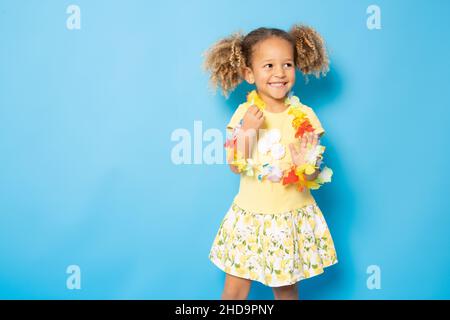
[308, 132, 314, 147]
[289, 143, 298, 157]
[312, 133, 318, 146]
[257, 111, 264, 119]
[301, 134, 308, 149]
[250, 106, 260, 116]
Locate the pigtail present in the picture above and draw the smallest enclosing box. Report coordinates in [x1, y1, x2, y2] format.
[202, 32, 245, 98]
[289, 24, 329, 78]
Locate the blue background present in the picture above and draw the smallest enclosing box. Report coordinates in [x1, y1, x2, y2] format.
[1, 0, 449, 299]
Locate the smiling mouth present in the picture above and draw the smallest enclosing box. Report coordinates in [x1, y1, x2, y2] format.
[268, 82, 288, 88]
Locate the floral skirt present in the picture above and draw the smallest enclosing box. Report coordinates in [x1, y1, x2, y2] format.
[209, 202, 338, 287]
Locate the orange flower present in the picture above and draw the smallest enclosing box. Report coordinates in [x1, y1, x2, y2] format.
[282, 167, 299, 185]
[294, 120, 315, 138]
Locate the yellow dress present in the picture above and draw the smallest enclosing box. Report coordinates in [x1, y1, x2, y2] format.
[209, 91, 338, 287]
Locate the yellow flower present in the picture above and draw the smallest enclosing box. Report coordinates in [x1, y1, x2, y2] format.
[283, 238, 292, 249]
[250, 271, 258, 279]
[291, 116, 307, 128]
[236, 266, 246, 277]
[247, 90, 267, 110]
[305, 179, 321, 190]
[287, 219, 293, 229]
[275, 248, 283, 256]
[296, 163, 316, 176]
[276, 218, 284, 228]
[231, 158, 247, 172]
[293, 164, 322, 191]
[288, 107, 307, 121]
[276, 273, 289, 282]
[248, 90, 298, 111]
[240, 255, 249, 265]
[247, 235, 257, 244]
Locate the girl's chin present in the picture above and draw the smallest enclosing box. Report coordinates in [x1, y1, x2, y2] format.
[266, 87, 289, 98]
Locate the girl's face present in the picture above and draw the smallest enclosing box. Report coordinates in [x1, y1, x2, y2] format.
[244, 36, 296, 106]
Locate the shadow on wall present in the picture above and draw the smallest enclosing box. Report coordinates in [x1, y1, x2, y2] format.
[215, 64, 357, 299]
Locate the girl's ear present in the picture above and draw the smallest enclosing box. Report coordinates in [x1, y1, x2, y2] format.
[243, 66, 255, 84]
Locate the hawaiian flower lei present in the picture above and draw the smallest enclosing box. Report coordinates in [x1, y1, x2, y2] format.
[225, 90, 333, 192]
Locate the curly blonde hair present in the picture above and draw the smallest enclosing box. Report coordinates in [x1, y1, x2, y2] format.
[202, 24, 329, 98]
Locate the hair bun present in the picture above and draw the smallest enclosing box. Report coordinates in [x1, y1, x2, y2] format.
[289, 24, 329, 78]
[202, 31, 245, 97]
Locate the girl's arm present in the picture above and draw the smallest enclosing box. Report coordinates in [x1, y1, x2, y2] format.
[228, 105, 264, 174]
[304, 167, 320, 181]
[228, 127, 257, 173]
[235, 127, 258, 159]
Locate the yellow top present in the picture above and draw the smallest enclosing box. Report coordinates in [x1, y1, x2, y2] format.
[226, 96, 326, 214]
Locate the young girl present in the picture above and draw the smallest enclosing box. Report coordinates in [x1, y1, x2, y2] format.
[203, 25, 338, 300]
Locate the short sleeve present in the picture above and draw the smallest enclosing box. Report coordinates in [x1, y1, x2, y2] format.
[302, 105, 325, 137]
[226, 103, 249, 130]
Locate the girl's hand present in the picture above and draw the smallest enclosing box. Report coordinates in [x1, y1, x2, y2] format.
[288, 132, 319, 166]
[232, 105, 263, 161]
[241, 105, 264, 132]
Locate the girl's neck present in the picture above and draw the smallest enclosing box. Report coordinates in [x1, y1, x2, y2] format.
[256, 90, 288, 113]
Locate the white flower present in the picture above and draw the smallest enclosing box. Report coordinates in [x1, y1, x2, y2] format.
[266, 129, 281, 144]
[243, 159, 256, 177]
[257, 138, 271, 155]
[257, 129, 285, 160]
[287, 95, 301, 106]
[305, 145, 325, 164]
[270, 143, 285, 160]
[258, 164, 283, 182]
[267, 165, 283, 182]
[317, 167, 333, 183]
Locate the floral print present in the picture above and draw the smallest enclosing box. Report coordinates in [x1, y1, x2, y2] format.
[209, 203, 338, 287]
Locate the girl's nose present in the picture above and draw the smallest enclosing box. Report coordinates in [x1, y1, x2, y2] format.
[274, 65, 286, 78]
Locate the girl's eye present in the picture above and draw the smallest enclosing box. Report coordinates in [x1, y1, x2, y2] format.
[263, 63, 293, 69]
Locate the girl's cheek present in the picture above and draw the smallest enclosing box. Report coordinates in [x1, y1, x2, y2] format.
[288, 70, 295, 78]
